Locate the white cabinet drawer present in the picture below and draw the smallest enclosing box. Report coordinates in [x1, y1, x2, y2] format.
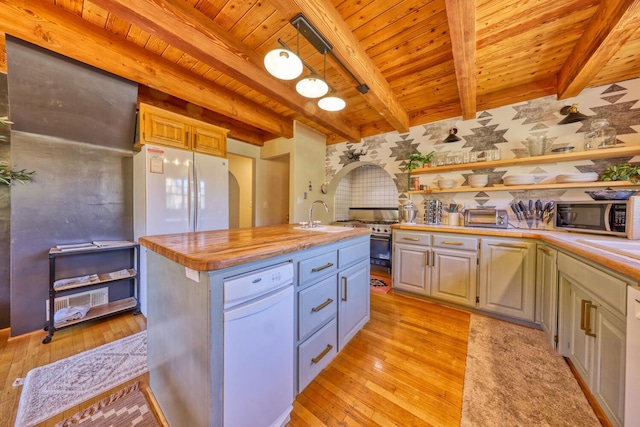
[298, 275, 337, 340]
[339, 240, 369, 267]
[558, 252, 628, 315]
[433, 234, 478, 251]
[298, 319, 337, 392]
[393, 230, 431, 246]
[298, 251, 338, 285]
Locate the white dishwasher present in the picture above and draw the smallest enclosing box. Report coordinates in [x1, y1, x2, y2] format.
[626, 286, 640, 425]
[223, 261, 294, 427]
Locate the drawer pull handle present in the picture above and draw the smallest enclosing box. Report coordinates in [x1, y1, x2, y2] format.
[311, 262, 334, 273]
[311, 344, 334, 364]
[442, 241, 463, 245]
[497, 243, 527, 249]
[580, 299, 589, 331]
[403, 237, 420, 241]
[311, 298, 334, 312]
[585, 302, 597, 338]
[342, 276, 348, 301]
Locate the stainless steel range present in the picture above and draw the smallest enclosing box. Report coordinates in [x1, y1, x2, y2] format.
[331, 208, 398, 271]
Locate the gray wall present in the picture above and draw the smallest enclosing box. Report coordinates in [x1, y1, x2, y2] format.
[0, 73, 10, 328]
[7, 37, 138, 335]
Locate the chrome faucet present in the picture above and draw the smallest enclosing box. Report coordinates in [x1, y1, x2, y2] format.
[309, 200, 329, 227]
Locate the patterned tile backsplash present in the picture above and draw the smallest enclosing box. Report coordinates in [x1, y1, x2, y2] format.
[326, 77, 640, 225]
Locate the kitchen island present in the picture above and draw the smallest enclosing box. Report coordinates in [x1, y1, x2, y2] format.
[139, 224, 370, 427]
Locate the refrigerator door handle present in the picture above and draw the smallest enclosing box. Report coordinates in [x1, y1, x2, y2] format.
[188, 160, 194, 232]
[194, 161, 199, 231]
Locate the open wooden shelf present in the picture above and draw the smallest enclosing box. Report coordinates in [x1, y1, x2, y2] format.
[53, 268, 137, 291]
[53, 297, 138, 328]
[411, 146, 640, 175]
[408, 180, 637, 194]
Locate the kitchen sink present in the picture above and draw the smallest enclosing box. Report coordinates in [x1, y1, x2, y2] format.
[293, 225, 352, 233]
[577, 238, 640, 260]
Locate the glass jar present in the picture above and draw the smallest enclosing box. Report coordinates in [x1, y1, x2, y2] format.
[590, 119, 616, 148]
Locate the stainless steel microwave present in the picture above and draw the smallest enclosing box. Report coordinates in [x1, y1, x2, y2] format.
[553, 197, 640, 239]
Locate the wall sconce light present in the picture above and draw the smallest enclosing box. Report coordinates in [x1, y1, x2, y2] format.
[264, 14, 367, 112]
[346, 148, 367, 161]
[558, 103, 589, 124]
[443, 128, 461, 143]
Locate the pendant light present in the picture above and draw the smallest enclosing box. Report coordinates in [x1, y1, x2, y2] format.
[264, 32, 303, 81]
[318, 94, 346, 111]
[296, 75, 329, 98]
[296, 52, 329, 98]
[558, 103, 589, 124]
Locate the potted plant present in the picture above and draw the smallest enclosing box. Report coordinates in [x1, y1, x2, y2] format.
[599, 163, 640, 184]
[0, 117, 36, 186]
[404, 151, 435, 190]
[404, 151, 436, 172]
[0, 162, 35, 186]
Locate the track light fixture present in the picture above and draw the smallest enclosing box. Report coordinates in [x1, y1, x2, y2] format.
[264, 14, 368, 112]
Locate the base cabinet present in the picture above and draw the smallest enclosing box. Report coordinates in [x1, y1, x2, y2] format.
[559, 253, 628, 427]
[431, 247, 477, 307]
[295, 237, 370, 393]
[392, 242, 430, 295]
[537, 245, 558, 347]
[338, 259, 370, 349]
[478, 238, 536, 321]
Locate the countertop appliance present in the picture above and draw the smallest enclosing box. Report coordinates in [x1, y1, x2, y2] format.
[553, 198, 640, 239]
[626, 286, 640, 425]
[331, 208, 398, 271]
[134, 144, 229, 314]
[464, 209, 508, 228]
[223, 262, 294, 427]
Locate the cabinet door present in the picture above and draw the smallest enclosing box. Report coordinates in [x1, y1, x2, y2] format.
[191, 124, 227, 157]
[478, 238, 536, 321]
[338, 259, 370, 349]
[431, 248, 477, 307]
[561, 280, 594, 383]
[392, 243, 430, 295]
[140, 104, 190, 150]
[593, 303, 626, 427]
[537, 245, 558, 347]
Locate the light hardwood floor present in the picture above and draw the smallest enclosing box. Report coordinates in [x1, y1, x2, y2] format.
[1, 288, 470, 426]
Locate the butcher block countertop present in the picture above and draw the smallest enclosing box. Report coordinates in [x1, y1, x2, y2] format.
[393, 224, 640, 283]
[139, 224, 370, 271]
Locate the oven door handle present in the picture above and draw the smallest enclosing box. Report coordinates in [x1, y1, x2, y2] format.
[371, 236, 391, 241]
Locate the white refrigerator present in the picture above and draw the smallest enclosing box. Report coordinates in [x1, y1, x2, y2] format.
[134, 144, 229, 315]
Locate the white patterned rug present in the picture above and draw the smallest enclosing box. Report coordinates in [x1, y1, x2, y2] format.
[15, 331, 147, 427]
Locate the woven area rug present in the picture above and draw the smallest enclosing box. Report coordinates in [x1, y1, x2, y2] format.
[15, 331, 148, 427]
[370, 275, 391, 294]
[54, 381, 159, 427]
[461, 315, 600, 426]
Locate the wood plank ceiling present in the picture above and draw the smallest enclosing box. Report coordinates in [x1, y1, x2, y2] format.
[0, 0, 640, 146]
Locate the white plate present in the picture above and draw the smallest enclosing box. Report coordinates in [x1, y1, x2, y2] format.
[503, 176, 535, 185]
[556, 173, 598, 183]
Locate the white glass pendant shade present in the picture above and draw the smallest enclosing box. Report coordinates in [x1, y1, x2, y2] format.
[318, 95, 346, 112]
[264, 48, 303, 80]
[296, 76, 329, 98]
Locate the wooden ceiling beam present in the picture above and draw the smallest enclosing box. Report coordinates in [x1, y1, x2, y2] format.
[90, 0, 361, 143]
[0, 0, 291, 141]
[444, 0, 477, 121]
[557, 0, 640, 99]
[269, 0, 410, 134]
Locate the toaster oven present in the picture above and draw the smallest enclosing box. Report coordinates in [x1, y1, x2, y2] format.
[464, 209, 508, 229]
